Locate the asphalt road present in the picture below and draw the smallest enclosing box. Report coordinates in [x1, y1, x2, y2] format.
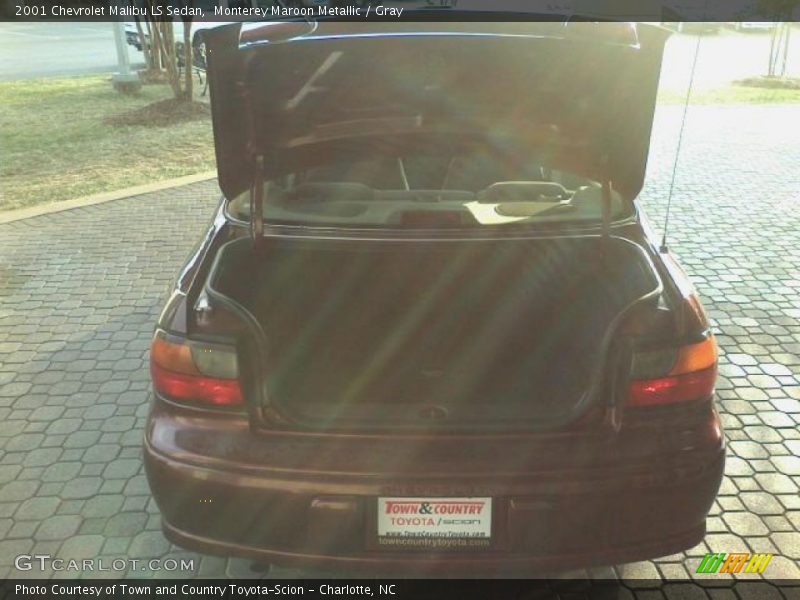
[660, 26, 800, 92]
[0, 22, 144, 81]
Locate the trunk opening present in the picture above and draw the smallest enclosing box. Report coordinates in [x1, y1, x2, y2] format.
[204, 235, 662, 431]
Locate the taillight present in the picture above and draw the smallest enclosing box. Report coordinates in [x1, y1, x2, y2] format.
[627, 334, 718, 407]
[150, 330, 243, 408]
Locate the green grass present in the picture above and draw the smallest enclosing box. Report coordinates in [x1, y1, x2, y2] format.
[658, 83, 800, 105]
[0, 75, 215, 211]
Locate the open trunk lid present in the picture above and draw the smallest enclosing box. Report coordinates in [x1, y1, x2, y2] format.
[200, 20, 670, 203]
[196, 19, 671, 432]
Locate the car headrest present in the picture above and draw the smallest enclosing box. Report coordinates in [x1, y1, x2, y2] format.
[478, 182, 569, 203]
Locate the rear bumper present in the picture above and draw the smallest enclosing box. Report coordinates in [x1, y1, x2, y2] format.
[144, 398, 725, 575]
[161, 519, 706, 576]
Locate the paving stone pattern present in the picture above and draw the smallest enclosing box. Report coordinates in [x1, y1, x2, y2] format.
[0, 104, 799, 586]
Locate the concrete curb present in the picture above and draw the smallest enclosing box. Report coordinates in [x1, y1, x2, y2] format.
[0, 171, 218, 224]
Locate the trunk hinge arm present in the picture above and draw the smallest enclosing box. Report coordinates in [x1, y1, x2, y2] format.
[600, 151, 612, 245]
[250, 154, 265, 253]
[601, 178, 612, 243]
[603, 338, 634, 435]
[240, 65, 266, 253]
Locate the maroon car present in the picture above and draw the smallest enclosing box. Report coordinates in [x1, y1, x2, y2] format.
[144, 19, 724, 574]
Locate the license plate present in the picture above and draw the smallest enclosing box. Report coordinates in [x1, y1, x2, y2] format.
[376, 497, 492, 549]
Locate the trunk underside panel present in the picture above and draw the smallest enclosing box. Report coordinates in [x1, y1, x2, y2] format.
[207, 235, 661, 430]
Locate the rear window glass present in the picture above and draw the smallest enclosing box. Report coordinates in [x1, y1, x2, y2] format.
[228, 154, 630, 229]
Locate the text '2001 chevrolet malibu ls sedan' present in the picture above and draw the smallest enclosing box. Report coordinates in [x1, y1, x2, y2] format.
[144, 19, 724, 575]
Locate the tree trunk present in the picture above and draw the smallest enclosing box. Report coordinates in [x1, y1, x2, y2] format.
[779, 23, 791, 77]
[154, 22, 182, 98]
[768, 25, 778, 77]
[183, 20, 193, 101]
[142, 0, 196, 101]
[142, 0, 160, 72]
[147, 19, 161, 71]
[134, 18, 151, 69]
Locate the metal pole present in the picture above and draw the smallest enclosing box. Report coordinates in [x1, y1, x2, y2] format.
[113, 20, 131, 76]
[111, 2, 141, 92]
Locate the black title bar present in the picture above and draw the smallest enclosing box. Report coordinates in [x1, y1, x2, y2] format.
[4, 0, 800, 23]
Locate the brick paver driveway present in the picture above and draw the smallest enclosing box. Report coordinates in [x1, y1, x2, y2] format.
[1, 103, 799, 583]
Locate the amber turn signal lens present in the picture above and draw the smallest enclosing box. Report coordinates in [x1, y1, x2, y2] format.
[669, 335, 717, 376]
[150, 334, 200, 376]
